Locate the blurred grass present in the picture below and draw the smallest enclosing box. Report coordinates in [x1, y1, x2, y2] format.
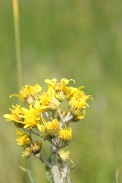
[0, 0, 122, 182]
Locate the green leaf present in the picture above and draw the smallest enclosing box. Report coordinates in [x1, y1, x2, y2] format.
[45, 170, 53, 183]
[19, 166, 36, 183]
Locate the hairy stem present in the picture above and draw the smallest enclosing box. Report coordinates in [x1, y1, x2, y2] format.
[51, 145, 60, 183]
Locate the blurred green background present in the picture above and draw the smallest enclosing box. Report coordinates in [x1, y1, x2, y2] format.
[0, 0, 122, 182]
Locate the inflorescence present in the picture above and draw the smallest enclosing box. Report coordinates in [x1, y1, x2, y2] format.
[4, 78, 92, 182]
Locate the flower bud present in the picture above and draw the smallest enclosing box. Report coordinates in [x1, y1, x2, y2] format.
[22, 147, 32, 158]
[32, 141, 42, 154]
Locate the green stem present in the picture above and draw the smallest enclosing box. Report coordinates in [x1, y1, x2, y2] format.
[39, 154, 52, 169]
[114, 170, 119, 183]
[12, 0, 24, 182]
[12, 0, 22, 89]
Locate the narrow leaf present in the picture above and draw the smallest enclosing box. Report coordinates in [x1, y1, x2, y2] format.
[19, 166, 36, 183]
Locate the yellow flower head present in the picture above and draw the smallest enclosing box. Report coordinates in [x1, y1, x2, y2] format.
[16, 130, 31, 147]
[22, 105, 40, 129]
[45, 78, 75, 102]
[38, 118, 60, 138]
[68, 88, 92, 120]
[59, 150, 70, 162]
[11, 84, 42, 104]
[69, 97, 86, 115]
[63, 86, 77, 100]
[59, 128, 72, 142]
[3, 105, 24, 123]
[39, 89, 60, 110]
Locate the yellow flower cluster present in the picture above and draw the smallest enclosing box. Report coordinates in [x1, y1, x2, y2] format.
[4, 78, 92, 157]
[16, 130, 42, 158]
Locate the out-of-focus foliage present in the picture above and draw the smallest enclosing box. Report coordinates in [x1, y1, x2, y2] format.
[0, 0, 122, 183]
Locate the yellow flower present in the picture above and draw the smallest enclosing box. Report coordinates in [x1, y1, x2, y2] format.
[73, 110, 86, 121]
[61, 78, 74, 88]
[45, 78, 65, 101]
[11, 84, 42, 104]
[59, 150, 70, 161]
[45, 78, 75, 102]
[16, 130, 31, 147]
[63, 86, 77, 100]
[3, 105, 24, 123]
[45, 78, 74, 89]
[38, 118, 60, 138]
[69, 97, 86, 116]
[39, 91, 51, 110]
[22, 105, 40, 129]
[68, 88, 92, 120]
[45, 78, 57, 88]
[39, 89, 60, 110]
[59, 128, 72, 142]
[73, 87, 91, 102]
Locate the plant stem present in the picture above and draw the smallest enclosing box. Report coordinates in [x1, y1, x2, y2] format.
[12, 0, 22, 89]
[39, 154, 52, 169]
[51, 145, 60, 183]
[114, 170, 119, 183]
[12, 0, 25, 182]
[51, 165, 60, 183]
